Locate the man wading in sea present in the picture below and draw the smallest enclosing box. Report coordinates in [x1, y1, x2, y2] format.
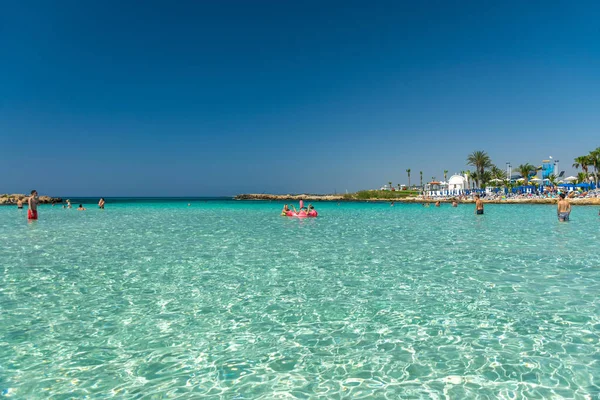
[28, 190, 39, 220]
[557, 193, 571, 222]
[474, 194, 484, 215]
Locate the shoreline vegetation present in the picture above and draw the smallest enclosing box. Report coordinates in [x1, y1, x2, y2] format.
[234, 192, 600, 205]
[0, 194, 62, 206]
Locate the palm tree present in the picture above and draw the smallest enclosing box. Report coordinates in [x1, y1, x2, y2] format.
[388, 181, 392, 191]
[397, 184, 401, 191]
[469, 171, 478, 189]
[577, 172, 588, 184]
[467, 150, 493, 185]
[573, 155, 591, 177]
[406, 169, 411, 188]
[419, 171, 423, 188]
[480, 171, 492, 187]
[489, 165, 507, 186]
[547, 174, 558, 187]
[443, 170, 448, 181]
[490, 165, 506, 180]
[468, 170, 478, 188]
[517, 163, 536, 185]
[589, 147, 600, 187]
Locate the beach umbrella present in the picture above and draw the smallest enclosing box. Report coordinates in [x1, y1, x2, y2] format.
[531, 178, 542, 182]
[564, 176, 577, 182]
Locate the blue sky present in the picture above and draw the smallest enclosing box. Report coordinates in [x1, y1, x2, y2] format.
[1, 1, 599, 196]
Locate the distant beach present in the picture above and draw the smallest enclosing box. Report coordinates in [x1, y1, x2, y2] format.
[235, 193, 600, 205]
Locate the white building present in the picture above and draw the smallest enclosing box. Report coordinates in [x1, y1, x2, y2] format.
[448, 174, 468, 193]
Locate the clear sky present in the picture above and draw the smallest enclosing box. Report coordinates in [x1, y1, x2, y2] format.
[1, 1, 599, 196]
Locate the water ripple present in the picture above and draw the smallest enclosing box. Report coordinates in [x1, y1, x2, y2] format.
[1, 202, 600, 398]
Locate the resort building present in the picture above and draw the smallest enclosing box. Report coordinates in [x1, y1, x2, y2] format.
[448, 174, 468, 191]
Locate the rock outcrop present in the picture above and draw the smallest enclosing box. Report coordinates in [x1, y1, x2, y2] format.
[0, 194, 62, 205]
[234, 194, 345, 201]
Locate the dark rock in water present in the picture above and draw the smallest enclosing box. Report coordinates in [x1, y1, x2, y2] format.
[234, 193, 344, 201]
[0, 194, 62, 205]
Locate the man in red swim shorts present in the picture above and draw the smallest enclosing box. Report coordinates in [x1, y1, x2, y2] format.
[28, 190, 39, 220]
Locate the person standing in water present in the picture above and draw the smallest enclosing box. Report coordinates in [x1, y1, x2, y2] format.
[27, 190, 39, 220]
[98, 198, 105, 209]
[474, 195, 484, 215]
[557, 193, 571, 222]
[17, 198, 23, 209]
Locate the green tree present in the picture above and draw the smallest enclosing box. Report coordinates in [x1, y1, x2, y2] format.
[419, 171, 423, 188]
[547, 174, 558, 187]
[406, 169, 411, 188]
[469, 171, 478, 189]
[490, 165, 506, 181]
[517, 163, 536, 186]
[572, 155, 591, 177]
[467, 150, 493, 187]
[589, 147, 600, 187]
[577, 172, 588, 184]
[388, 181, 392, 191]
[443, 170, 448, 181]
[480, 171, 492, 188]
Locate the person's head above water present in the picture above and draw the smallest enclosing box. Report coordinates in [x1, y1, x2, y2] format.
[559, 193, 566, 199]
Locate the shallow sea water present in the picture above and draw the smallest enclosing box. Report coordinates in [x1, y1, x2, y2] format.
[1, 199, 600, 399]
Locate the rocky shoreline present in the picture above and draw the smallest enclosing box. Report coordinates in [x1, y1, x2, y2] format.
[234, 193, 600, 205]
[235, 193, 346, 201]
[0, 194, 63, 206]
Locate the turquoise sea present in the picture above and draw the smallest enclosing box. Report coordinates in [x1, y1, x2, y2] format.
[1, 199, 600, 399]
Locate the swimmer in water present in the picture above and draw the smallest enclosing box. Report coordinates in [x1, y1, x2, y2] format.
[77, 204, 86, 211]
[475, 195, 484, 215]
[557, 193, 571, 222]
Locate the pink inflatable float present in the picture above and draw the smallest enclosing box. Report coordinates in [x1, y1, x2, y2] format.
[282, 201, 318, 217]
[285, 210, 318, 218]
[281, 200, 319, 218]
